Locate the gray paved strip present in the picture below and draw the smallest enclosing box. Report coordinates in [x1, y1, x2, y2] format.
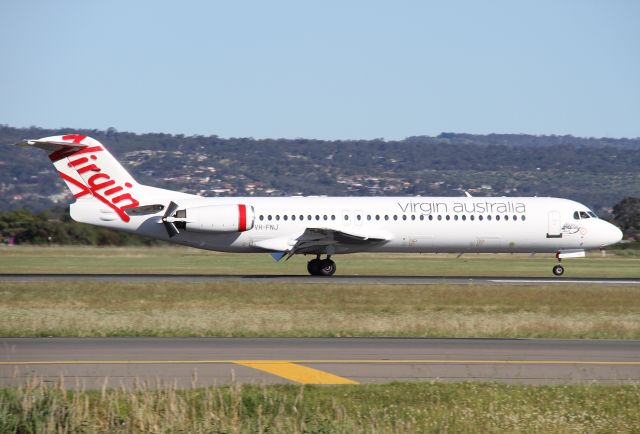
[1, 338, 639, 388]
[1, 274, 639, 285]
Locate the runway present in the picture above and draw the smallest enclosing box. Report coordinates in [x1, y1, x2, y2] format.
[2, 338, 639, 388]
[1, 273, 639, 285]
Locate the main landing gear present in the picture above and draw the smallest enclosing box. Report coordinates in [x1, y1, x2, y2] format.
[307, 255, 337, 276]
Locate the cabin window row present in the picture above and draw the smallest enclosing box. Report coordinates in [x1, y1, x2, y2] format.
[257, 214, 526, 222]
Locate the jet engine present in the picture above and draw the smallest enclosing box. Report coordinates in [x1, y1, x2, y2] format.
[160, 202, 254, 237]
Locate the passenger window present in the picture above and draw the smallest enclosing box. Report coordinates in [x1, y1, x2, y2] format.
[367, 215, 372, 221]
[411, 215, 415, 221]
[454, 215, 459, 221]
[521, 215, 526, 221]
[512, 215, 517, 221]
[384, 215, 389, 221]
[356, 215, 361, 220]
[429, 215, 434, 221]
[478, 215, 483, 221]
[331, 215, 336, 220]
[267, 215, 272, 221]
[419, 215, 424, 221]
[375, 215, 380, 220]
[344, 215, 349, 220]
[315, 215, 320, 220]
[393, 215, 398, 221]
[300, 215, 304, 220]
[487, 215, 492, 221]
[402, 215, 407, 221]
[292, 215, 296, 221]
[437, 215, 442, 221]
[283, 215, 288, 221]
[259, 215, 264, 221]
[445, 215, 450, 221]
[470, 215, 475, 221]
[275, 215, 280, 221]
[496, 215, 500, 221]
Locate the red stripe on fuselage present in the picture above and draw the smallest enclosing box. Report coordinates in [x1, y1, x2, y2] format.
[238, 204, 247, 231]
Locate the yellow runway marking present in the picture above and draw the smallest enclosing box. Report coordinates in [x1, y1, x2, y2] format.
[1, 359, 640, 366]
[234, 361, 358, 384]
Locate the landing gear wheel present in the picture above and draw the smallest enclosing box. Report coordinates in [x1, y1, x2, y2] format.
[307, 259, 322, 276]
[552, 264, 565, 276]
[318, 259, 336, 276]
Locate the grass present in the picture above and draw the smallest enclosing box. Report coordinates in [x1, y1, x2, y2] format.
[0, 246, 639, 338]
[2, 247, 639, 431]
[1, 245, 639, 277]
[2, 379, 639, 433]
[1, 280, 639, 338]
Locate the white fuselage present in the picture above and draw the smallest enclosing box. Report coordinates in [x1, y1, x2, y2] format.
[71, 193, 622, 255]
[20, 134, 624, 276]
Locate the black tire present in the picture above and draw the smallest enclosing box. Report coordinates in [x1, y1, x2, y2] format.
[552, 264, 565, 276]
[318, 259, 337, 276]
[307, 259, 322, 275]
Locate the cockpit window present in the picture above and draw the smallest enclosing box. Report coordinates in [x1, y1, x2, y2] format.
[587, 211, 597, 218]
[579, 211, 590, 219]
[573, 211, 580, 220]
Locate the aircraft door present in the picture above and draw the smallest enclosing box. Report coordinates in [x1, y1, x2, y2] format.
[547, 211, 562, 238]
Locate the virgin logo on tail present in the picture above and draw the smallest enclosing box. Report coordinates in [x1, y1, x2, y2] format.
[53, 142, 139, 222]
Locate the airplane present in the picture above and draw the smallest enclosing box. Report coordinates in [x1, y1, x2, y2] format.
[17, 134, 623, 276]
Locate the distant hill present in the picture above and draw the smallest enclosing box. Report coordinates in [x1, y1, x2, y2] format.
[1, 125, 639, 216]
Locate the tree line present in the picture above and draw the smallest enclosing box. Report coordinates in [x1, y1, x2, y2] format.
[0, 208, 159, 246]
[2, 126, 640, 216]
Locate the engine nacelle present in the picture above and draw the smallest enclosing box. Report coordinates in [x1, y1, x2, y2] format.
[176, 204, 255, 233]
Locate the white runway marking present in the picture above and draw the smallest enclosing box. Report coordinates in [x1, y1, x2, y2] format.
[491, 279, 640, 285]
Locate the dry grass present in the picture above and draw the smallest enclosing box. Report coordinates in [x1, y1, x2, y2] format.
[1, 281, 639, 338]
[1, 377, 639, 433]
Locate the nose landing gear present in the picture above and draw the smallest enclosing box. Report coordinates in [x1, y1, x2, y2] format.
[552, 264, 565, 276]
[307, 255, 337, 276]
[552, 252, 565, 276]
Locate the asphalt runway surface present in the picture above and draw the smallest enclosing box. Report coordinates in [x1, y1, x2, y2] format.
[2, 338, 639, 388]
[1, 273, 640, 285]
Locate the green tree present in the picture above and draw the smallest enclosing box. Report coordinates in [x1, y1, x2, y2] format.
[612, 197, 640, 235]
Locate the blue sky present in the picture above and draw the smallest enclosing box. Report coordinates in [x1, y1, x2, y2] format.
[1, 0, 638, 139]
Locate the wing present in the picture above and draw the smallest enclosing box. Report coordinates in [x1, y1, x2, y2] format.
[251, 227, 389, 259]
[286, 228, 390, 259]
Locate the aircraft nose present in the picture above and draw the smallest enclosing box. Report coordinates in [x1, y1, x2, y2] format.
[603, 222, 623, 246]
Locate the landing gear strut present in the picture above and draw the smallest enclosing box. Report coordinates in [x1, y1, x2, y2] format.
[307, 255, 337, 276]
